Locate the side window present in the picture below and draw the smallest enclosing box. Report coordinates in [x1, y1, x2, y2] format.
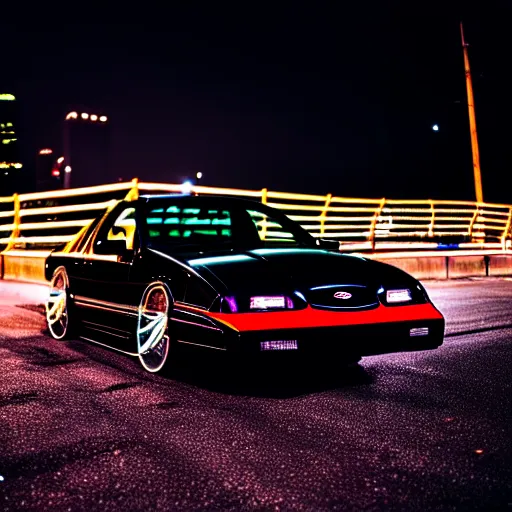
[146, 205, 232, 241]
[246, 210, 297, 245]
[93, 207, 137, 254]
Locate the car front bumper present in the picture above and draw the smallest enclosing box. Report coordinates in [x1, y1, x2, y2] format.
[209, 303, 445, 357]
[229, 318, 444, 357]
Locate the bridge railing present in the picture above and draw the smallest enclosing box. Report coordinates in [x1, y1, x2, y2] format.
[0, 179, 511, 253]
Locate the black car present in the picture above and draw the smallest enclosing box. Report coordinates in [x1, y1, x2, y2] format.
[45, 194, 444, 373]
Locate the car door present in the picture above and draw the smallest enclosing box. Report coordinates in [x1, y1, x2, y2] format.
[77, 204, 140, 351]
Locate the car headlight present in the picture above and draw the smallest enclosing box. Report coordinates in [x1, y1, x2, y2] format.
[378, 284, 429, 306]
[250, 295, 293, 310]
[386, 289, 412, 303]
[220, 292, 306, 313]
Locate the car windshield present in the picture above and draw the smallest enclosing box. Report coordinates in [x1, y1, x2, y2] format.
[142, 197, 316, 252]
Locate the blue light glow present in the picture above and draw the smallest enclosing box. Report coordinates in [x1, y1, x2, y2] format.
[294, 291, 307, 301]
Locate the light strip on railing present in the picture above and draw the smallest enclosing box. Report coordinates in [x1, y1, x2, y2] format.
[19, 219, 92, 230]
[10, 235, 74, 244]
[0, 181, 511, 251]
[192, 185, 263, 197]
[18, 182, 132, 202]
[382, 208, 438, 214]
[266, 203, 326, 211]
[309, 232, 369, 238]
[476, 217, 508, 224]
[435, 216, 474, 221]
[137, 183, 184, 192]
[321, 216, 376, 222]
[19, 200, 115, 217]
[329, 197, 384, 204]
[321, 224, 379, 230]
[377, 217, 433, 222]
[0, 223, 15, 232]
[266, 191, 332, 202]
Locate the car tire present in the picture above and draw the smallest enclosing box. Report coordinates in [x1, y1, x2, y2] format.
[137, 282, 172, 373]
[46, 266, 78, 340]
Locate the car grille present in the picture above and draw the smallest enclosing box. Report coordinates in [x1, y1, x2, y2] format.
[307, 285, 379, 310]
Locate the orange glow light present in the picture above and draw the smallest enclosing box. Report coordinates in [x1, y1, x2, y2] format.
[81, 113, 89, 120]
[99, 115, 108, 122]
[39, 149, 53, 155]
[57, 157, 64, 164]
[90, 114, 98, 121]
[66, 112, 78, 120]
[51, 169, 60, 177]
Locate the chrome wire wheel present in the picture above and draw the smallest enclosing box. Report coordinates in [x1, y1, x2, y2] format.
[137, 283, 171, 373]
[46, 267, 70, 340]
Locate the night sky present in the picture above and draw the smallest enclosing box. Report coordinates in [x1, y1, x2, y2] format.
[2, 3, 511, 203]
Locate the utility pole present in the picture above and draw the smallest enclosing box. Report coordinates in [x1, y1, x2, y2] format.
[460, 22, 484, 203]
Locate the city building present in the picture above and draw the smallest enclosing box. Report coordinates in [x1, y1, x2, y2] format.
[0, 93, 23, 195]
[63, 111, 110, 188]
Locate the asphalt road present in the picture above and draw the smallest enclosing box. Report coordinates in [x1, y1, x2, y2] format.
[0, 279, 511, 511]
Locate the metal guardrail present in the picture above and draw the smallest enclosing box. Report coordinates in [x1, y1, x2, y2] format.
[0, 179, 511, 252]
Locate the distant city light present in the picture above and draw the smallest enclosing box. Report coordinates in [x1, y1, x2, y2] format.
[52, 169, 60, 177]
[39, 148, 53, 155]
[0, 94, 15, 101]
[64, 165, 72, 173]
[81, 113, 89, 120]
[2, 139, 16, 144]
[66, 112, 78, 120]
[99, 116, 108, 122]
[57, 156, 64, 164]
[181, 181, 193, 194]
[90, 114, 98, 121]
[196, 171, 203, 179]
[0, 162, 22, 169]
[432, 124, 439, 131]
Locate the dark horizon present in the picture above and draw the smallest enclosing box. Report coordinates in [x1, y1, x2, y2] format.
[1, 4, 511, 203]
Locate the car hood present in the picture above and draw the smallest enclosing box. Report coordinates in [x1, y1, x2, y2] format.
[182, 248, 411, 294]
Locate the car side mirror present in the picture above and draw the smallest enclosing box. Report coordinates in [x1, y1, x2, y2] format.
[316, 238, 340, 251]
[94, 239, 129, 255]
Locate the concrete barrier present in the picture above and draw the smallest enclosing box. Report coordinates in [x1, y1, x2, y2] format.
[372, 256, 448, 280]
[369, 251, 511, 279]
[488, 255, 512, 276]
[1, 251, 48, 283]
[447, 255, 487, 278]
[1, 250, 512, 285]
